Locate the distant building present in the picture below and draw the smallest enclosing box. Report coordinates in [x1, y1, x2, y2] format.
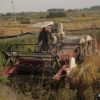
[90, 6, 100, 10]
[47, 8, 66, 18]
[47, 9, 65, 13]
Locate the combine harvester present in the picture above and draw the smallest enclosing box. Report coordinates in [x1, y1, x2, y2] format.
[2, 21, 99, 80]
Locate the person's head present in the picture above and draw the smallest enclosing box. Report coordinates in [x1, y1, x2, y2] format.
[42, 27, 46, 31]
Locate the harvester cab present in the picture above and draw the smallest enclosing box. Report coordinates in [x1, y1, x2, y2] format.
[30, 21, 65, 45]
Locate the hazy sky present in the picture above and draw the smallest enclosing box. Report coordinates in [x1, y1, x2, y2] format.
[0, 0, 100, 13]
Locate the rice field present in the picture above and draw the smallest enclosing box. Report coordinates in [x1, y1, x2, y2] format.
[0, 14, 100, 100]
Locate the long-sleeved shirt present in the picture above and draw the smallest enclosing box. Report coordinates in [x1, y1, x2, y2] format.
[38, 30, 52, 45]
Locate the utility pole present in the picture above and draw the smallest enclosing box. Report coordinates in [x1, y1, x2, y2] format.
[11, 0, 16, 21]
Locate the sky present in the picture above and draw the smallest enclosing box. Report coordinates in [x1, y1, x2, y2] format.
[0, 0, 100, 13]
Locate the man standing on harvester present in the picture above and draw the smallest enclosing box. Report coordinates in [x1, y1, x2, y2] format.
[38, 27, 53, 51]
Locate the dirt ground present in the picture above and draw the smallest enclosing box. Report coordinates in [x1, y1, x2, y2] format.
[0, 83, 17, 100]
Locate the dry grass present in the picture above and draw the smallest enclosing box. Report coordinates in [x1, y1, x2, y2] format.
[70, 52, 100, 84]
[0, 20, 38, 36]
[63, 16, 100, 30]
[0, 16, 100, 36]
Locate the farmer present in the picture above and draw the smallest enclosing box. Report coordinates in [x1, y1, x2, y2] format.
[38, 27, 53, 51]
